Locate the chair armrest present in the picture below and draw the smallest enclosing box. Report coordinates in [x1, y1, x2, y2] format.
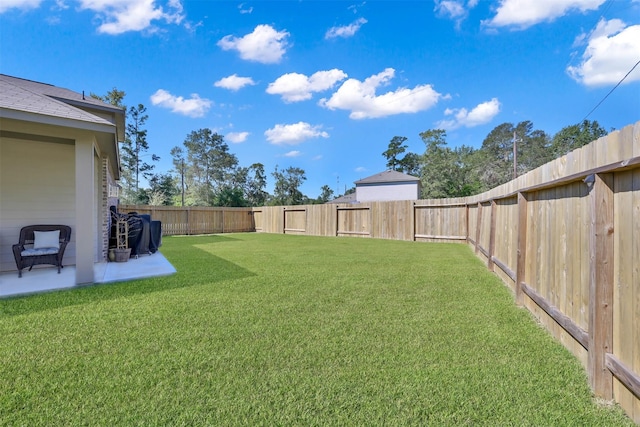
[58, 240, 69, 256]
[12, 244, 24, 264]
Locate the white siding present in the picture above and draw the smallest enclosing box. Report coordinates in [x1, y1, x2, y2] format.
[0, 138, 76, 272]
[356, 182, 419, 202]
[94, 151, 101, 262]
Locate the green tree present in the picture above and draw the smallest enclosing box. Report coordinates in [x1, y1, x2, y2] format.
[383, 136, 408, 171]
[170, 146, 189, 206]
[120, 104, 159, 203]
[271, 166, 307, 206]
[418, 130, 482, 198]
[551, 120, 607, 157]
[243, 163, 269, 207]
[147, 173, 178, 206]
[317, 185, 334, 203]
[448, 145, 483, 197]
[419, 129, 452, 198]
[517, 127, 552, 172]
[476, 121, 550, 189]
[181, 129, 239, 206]
[90, 88, 126, 109]
[399, 152, 422, 176]
[214, 186, 247, 207]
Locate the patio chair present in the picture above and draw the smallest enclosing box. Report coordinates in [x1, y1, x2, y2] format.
[12, 225, 72, 278]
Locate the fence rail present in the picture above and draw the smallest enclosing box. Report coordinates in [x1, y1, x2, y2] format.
[123, 122, 640, 422]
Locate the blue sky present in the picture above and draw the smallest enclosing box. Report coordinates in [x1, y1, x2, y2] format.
[2, 0, 639, 198]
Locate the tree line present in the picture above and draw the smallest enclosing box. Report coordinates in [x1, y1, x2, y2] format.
[93, 88, 607, 205]
[382, 120, 607, 198]
[92, 89, 337, 206]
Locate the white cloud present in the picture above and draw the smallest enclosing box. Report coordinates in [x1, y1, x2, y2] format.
[284, 150, 301, 157]
[0, 0, 41, 13]
[325, 17, 368, 39]
[214, 74, 256, 91]
[226, 131, 250, 143]
[319, 68, 444, 119]
[434, 0, 478, 26]
[150, 89, 212, 118]
[568, 19, 640, 86]
[264, 122, 329, 145]
[238, 3, 252, 14]
[485, 0, 606, 29]
[54, 0, 69, 10]
[348, 2, 366, 14]
[355, 166, 367, 172]
[77, 0, 185, 34]
[436, 98, 501, 130]
[267, 69, 348, 102]
[435, 1, 465, 19]
[218, 24, 289, 64]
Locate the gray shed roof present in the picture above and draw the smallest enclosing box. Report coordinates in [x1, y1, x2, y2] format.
[0, 74, 125, 138]
[354, 170, 420, 185]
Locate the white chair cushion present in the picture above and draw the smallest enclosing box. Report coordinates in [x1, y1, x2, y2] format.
[33, 230, 60, 249]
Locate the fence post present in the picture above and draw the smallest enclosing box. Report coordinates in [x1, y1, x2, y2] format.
[465, 203, 470, 244]
[515, 192, 528, 306]
[282, 207, 286, 234]
[411, 202, 416, 241]
[186, 207, 191, 236]
[488, 199, 497, 271]
[475, 202, 482, 254]
[588, 173, 614, 399]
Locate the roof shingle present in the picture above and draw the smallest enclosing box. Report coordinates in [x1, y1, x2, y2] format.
[0, 74, 121, 127]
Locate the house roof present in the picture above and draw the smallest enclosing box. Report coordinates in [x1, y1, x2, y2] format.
[0, 74, 125, 180]
[0, 74, 125, 140]
[326, 193, 358, 204]
[354, 170, 420, 185]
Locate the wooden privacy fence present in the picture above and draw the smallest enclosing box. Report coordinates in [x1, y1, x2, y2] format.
[253, 122, 640, 422]
[122, 122, 639, 422]
[118, 205, 254, 236]
[252, 200, 469, 243]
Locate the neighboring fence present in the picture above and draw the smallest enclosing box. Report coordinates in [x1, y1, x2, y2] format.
[253, 122, 640, 422]
[122, 122, 639, 422]
[118, 205, 254, 235]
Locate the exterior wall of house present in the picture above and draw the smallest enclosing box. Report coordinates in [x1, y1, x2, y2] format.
[356, 182, 420, 202]
[94, 151, 101, 263]
[0, 137, 76, 272]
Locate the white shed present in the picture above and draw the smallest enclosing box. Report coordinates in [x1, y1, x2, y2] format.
[354, 170, 421, 202]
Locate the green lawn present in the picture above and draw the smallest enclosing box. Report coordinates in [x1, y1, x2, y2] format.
[0, 233, 633, 426]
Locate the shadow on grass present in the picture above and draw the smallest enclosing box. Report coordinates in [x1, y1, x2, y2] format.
[0, 236, 256, 317]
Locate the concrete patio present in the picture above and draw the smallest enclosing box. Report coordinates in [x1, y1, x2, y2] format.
[0, 252, 176, 298]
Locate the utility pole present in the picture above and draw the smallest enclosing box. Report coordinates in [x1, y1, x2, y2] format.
[512, 131, 522, 180]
